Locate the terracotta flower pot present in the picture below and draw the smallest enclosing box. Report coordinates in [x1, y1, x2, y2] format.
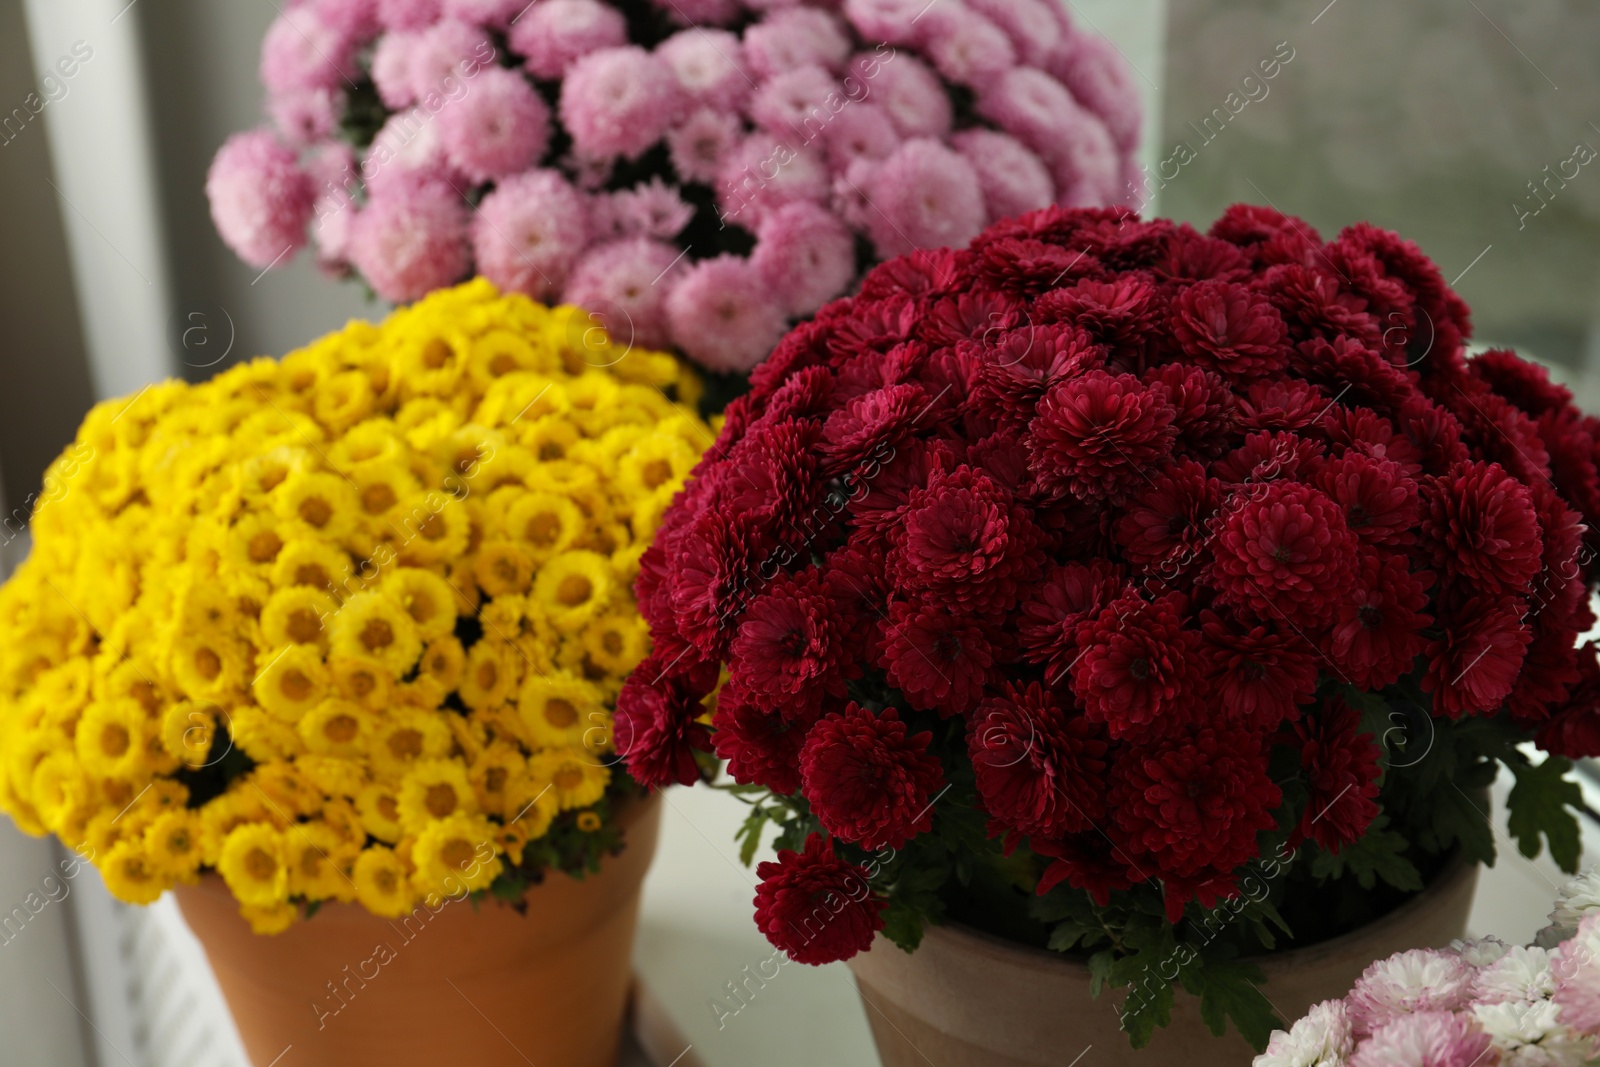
[175, 795, 662, 1067]
[848, 851, 1479, 1067]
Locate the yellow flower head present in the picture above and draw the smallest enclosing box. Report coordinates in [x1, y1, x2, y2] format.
[101, 839, 168, 905]
[218, 823, 288, 908]
[74, 700, 149, 781]
[284, 822, 357, 902]
[297, 699, 373, 759]
[160, 701, 222, 769]
[469, 744, 527, 819]
[459, 640, 519, 712]
[500, 491, 585, 563]
[328, 592, 421, 677]
[397, 758, 478, 835]
[529, 749, 610, 811]
[260, 587, 338, 649]
[370, 709, 453, 780]
[327, 654, 394, 712]
[353, 846, 414, 918]
[411, 812, 502, 897]
[356, 781, 405, 843]
[251, 644, 330, 723]
[532, 551, 614, 633]
[473, 541, 535, 598]
[144, 810, 204, 881]
[417, 636, 466, 694]
[270, 538, 353, 595]
[381, 567, 458, 642]
[518, 671, 604, 752]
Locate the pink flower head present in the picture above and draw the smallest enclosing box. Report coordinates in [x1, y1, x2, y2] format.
[842, 0, 929, 45]
[1348, 1012, 1494, 1067]
[750, 65, 842, 138]
[307, 0, 379, 38]
[363, 107, 456, 194]
[563, 237, 684, 350]
[863, 138, 987, 258]
[1346, 949, 1477, 1038]
[666, 255, 791, 374]
[437, 65, 551, 182]
[921, 5, 1016, 87]
[978, 67, 1083, 162]
[408, 19, 494, 101]
[473, 169, 589, 300]
[1053, 30, 1145, 154]
[951, 128, 1055, 223]
[968, 0, 1067, 68]
[597, 178, 695, 241]
[744, 8, 852, 78]
[1553, 913, 1600, 1034]
[824, 102, 901, 167]
[375, 0, 440, 30]
[270, 87, 340, 145]
[752, 201, 857, 317]
[560, 46, 685, 161]
[667, 107, 742, 184]
[1045, 105, 1122, 207]
[439, 0, 526, 28]
[508, 0, 629, 81]
[347, 175, 472, 302]
[857, 53, 952, 139]
[259, 9, 357, 95]
[371, 31, 423, 109]
[207, 129, 316, 269]
[657, 29, 751, 112]
[717, 137, 830, 227]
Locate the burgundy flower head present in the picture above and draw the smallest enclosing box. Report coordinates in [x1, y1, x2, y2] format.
[800, 704, 946, 851]
[1028, 370, 1178, 503]
[754, 833, 886, 965]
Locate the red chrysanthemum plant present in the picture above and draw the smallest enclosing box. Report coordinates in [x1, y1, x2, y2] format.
[617, 204, 1600, 1050]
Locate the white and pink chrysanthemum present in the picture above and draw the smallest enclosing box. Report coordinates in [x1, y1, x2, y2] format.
[1347, 950, 1478, 1038]
[1261, 877, 1600, 1067]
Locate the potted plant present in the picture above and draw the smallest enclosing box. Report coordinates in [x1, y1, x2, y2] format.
[1255, 871, 1600, 1065]
[615, 202, 1600, 1063]
[0, 280, 711, 1067]
[205, 0, 1142, 389]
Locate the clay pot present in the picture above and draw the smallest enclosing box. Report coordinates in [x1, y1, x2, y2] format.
[848, 850, 1479, 1066]
[176, 795, 662, 1067]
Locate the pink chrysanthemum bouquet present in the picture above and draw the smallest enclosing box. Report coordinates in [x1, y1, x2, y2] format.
[1256, 871, 1600, 1066]
[208, 0, 1142, 375]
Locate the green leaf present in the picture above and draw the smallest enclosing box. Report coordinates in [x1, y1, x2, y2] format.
[714, 783, 773, 797]
[734, 805, 769, 866]
[1190, 959, 1279, 1052]
[879, 899, 927, 952]
[1046, 918, 1100, 953]
[1117, 977, 1173, 1049]
[1507, 755, 1585, 873]
[1419, 783, 1497, 867]
[1088, 949, 1117, 999]
[1308, 817, 1423, 892]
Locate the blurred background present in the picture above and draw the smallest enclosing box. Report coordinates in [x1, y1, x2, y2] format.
[1, 1, 1597, 1064]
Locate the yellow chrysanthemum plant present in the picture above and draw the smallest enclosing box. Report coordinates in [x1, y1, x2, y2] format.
[0, 280, 711, 933]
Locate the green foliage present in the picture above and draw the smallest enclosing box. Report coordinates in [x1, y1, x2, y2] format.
[1506, 754, 1585, 873]
[1183, 958, 1280, 1051]
[1308, 816, 1423, 892]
